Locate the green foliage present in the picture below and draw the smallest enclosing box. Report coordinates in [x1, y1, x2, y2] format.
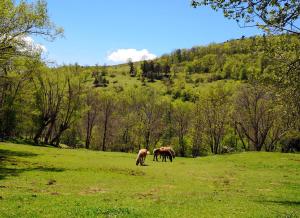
[191, 0, 300, 35]
[0, 0, 63, 66]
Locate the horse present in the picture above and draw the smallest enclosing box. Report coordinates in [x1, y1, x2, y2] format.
[136, 148, 150, 166]
[164, 146, 175, 159]
[153, 146, 175, 162]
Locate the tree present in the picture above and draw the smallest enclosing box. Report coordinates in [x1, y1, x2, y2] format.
[0, 0, 63, 139]
[198, 84, 232, 154]
[192, 0, 300, 35]
[134, 89, 164, 150]
[92, 65, 109, 87]
[191, 102, 205, 157]
[234, 84, 287, 151]
[97, 92, 116, 151]
[172, 100, 192, 156]
[0, 0, 63, 66]
[32, 71, 65, 144]
[128, 59, 136, 77]
[50, 74, 86, 146]
[114, 92, 137, 152]
[84, 90, 99, 149]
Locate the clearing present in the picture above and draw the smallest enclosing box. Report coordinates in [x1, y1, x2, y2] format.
[0, 142, 299, 217]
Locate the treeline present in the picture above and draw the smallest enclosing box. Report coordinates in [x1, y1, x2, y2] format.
[1, 0, 300, 156]
[1, 68, 299, 156]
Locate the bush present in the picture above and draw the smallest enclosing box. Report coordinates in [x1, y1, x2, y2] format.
[280, 131, 300, 153]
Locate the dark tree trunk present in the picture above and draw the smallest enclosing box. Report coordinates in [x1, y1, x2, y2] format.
[102, 116, 108, 151]
[145, 130, 150, 150]
[50, 124, 67, 147]
[44, 120, 55, 144]
[34, 123, 48, 144]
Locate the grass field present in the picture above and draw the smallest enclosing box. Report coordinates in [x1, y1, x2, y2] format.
[0, 142, 299, 217]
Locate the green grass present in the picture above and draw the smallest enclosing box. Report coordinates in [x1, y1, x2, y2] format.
[0, 142, 299, 217]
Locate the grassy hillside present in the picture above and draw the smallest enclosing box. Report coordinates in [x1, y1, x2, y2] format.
[0, 143, 299, 217]
[83, 35, 299, 100]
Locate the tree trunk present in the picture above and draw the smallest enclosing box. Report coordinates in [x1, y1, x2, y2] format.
[50, 125, 67, 147]
[85, 114, 92, 149]
[145, 130, 150, 150]
[179, 134, 185, 157]
[34, 124, 47, 144]
[102, 116, 108, 151]
[44, 120, 55, 144]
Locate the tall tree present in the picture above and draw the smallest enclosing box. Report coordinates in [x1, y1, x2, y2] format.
[0, 0, 63, 66]
[172, 100, 192, 156]
[0, 0, 63, 139]
[198, 84, 232, 154]
[84, 90, 99, 149]
[50, 75, 86, 146]
[98, 92, 116, 151]
[234, 84, 288, 151]
[33, 71, 65, 144]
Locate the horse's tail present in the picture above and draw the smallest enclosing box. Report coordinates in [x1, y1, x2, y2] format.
[136, 152, 141, 165]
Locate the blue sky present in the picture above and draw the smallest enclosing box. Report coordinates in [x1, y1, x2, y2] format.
[35, 0, 262, 66]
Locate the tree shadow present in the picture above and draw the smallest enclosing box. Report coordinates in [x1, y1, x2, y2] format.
[0, 148, 65, 180]
[0, 149, 38, 158]
[257, 199, 300, 206]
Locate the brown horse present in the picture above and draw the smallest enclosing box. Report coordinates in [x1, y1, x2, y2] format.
[153, 146, 175, 162]
[136, 148, 150, 166]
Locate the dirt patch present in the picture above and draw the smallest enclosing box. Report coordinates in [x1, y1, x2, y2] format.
[135, 184, 175, 200]
[47, 179, 56, 185]
[101, 167, 146, 176]
[50, 192, 60, 195]
[79, 187, 108, 195]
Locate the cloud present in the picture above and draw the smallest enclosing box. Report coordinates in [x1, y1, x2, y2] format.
[107, 49, 156, 63]
[19, 36, 47, 53]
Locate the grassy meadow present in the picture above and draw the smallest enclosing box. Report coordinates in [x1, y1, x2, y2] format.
[0, 142, 299, 217]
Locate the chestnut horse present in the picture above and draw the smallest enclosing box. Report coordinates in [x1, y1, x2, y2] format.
[136, 148, 150, 166]
[153, 146, 175, 162]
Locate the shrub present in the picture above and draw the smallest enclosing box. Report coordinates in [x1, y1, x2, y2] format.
[280, 131, 300, 153]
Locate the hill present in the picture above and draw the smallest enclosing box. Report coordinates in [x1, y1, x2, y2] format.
[1, 34, 300, 155]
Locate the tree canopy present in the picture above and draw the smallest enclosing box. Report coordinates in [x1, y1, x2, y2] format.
[192, 0, 300, 35]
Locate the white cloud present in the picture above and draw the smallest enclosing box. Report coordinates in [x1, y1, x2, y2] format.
[107, 49, 156, 63]
[19, 36, 47, 53]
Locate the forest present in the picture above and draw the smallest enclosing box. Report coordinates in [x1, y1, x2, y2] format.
[1, 0, 300, 157]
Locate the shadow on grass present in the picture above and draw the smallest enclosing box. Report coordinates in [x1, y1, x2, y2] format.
[0, 149, 38, 158]
[0, 148, 65, 180]
[258, 199, 300, 206]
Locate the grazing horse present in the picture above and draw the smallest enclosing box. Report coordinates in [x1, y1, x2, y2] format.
[136, 149, 150, 166]
[153, 148, 161, 161]
[153, 146, 175, 162]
